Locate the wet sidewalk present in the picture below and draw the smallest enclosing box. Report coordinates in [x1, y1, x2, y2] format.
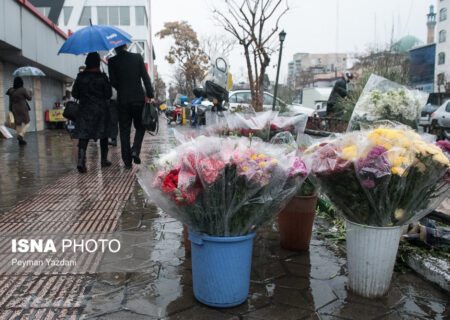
[0, 125, 449, 319]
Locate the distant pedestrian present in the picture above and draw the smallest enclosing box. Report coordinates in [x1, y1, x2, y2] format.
[6, 77, 32, 145]
[72, 52, 112, 173]
[326, 72, 354, 117]
[108, 44, 154, 169]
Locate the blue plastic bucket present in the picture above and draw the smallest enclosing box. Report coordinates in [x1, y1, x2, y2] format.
[188, 230, 256, 308]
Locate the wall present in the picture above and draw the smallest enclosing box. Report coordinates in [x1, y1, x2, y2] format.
[435, 0, 450, 92]
[0, 0, 82, 81]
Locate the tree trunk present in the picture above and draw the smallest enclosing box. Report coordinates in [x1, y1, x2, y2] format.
[243, 44, 257, 110]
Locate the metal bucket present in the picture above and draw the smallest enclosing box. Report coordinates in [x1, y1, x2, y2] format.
[345, 220, 403, 297]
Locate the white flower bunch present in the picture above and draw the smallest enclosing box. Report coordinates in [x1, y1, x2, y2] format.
[361, 89, 421, 121]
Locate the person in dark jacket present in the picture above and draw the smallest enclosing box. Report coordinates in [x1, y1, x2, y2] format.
[108, 44, 154, 169]
[6, 77, 32, 145]
[72, 52, 112, 173]
[326, 72, 354, 117]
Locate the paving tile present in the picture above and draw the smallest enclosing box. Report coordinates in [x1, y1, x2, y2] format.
[317, 299, 391, 320]
[244, 304, 313, 319]
[168, 305, 239, 320]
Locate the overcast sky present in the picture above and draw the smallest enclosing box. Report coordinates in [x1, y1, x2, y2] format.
[151, 0, 435, 86]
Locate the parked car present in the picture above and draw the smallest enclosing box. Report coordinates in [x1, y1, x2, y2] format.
[430, 100, 450, 139]
[420, 103, 439, 132]
[228, 90, 316, 116]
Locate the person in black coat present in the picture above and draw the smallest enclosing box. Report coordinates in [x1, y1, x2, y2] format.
[72, 52, 112, 173]
[326, 72, 353, 117]
[108, 44, 154, 169]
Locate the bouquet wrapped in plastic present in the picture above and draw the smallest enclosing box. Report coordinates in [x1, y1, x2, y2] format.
[215, 111, 276, 140]
[138, 136, 309, 236]
[269, 114, 308, 141]
[215, 110, 307, 142]
[306, 127, 450, 227]
[348, 74, 429, 131]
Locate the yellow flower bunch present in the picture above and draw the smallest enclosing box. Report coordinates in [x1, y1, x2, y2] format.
[414, 141, 450, 166]
[367, 128, 417, 150]
[342, 145, 358, 161]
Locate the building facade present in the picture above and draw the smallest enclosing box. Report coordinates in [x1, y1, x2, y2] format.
[435, 0, 450, 92]
[29, 0, 154, 80]
[287, 52, 347, 90]
[409, 43, 436, 93]
[0, 0, 83, 132]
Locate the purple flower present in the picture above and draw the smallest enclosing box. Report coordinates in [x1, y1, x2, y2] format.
[357, 146, 391, 179]
[437, 140, 450, 154]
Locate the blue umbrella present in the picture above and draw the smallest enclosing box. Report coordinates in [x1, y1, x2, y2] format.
[58, 25, 132, 55]
[13, 66, 46, 77]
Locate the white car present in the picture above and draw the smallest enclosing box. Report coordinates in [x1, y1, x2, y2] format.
[430, 100, 450, 139]
[228, 90, 316, 116]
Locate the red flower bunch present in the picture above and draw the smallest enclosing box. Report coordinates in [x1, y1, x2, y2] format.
[311, 143, 351, 174]
[162, 167, 180, 194]
[198, 157, 226, 184]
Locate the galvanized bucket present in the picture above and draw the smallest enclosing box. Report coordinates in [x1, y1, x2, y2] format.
[345, 220, 403, 297]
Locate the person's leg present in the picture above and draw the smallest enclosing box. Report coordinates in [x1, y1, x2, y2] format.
[131, 103, 145, 163]
[100, 138, 111, 167]
[109, 101, 119, 146]
[77, 138, 88, 173]
[118, 104, 133, 167]
[19, 122, 30, 137]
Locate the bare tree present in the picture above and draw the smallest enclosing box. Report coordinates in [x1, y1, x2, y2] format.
[214, 0, 289, 111]
[154, 69, 167, 101]
[201, 34, 236, 59]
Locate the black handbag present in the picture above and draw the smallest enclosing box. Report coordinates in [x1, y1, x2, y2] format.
[63, 100, 79, 121]
[142, 102, 159, 135]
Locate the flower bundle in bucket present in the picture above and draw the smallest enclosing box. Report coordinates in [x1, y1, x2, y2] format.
[306, 127, 450, 297]
[348, 74, 428, 131]
[138, 136, 308, 307]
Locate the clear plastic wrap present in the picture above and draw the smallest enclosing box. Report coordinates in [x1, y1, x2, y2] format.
[138, 136, 309, 237]
[348, 74, 429, 131]
[306, 127, 450, 227]
[213, 111, 307, 142]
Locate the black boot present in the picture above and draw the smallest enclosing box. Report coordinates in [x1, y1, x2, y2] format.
[101, 143, 112, 168]
[77, 148, 87, 173]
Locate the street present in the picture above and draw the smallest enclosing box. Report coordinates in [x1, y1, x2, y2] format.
[0, 123, 448, 319]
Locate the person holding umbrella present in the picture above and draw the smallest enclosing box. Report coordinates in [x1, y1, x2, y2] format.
[71, 52, 112, 173]
[6, 77, 33, 145]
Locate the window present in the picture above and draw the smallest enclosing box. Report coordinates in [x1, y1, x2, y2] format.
[229, 94, 237, 103]
[235, 92, 252, 104]
[438, 73, 445, 85]
[446, 102, 450, 112]
[120, 7, 130, 25]
[440, 8, 447, 21]
[97, 7, 130, 26]
[97, 7, 107, 24]
[263, 94, 273, 105]
[439, 30, 446, 43]
[109, 7, 119, 25]
[136, 6, 148, 26]
[79, 6, 91, 25]
[62, 7, 73, 25]
[439, 52, 446, 65]
[36, 6, 51, 17]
